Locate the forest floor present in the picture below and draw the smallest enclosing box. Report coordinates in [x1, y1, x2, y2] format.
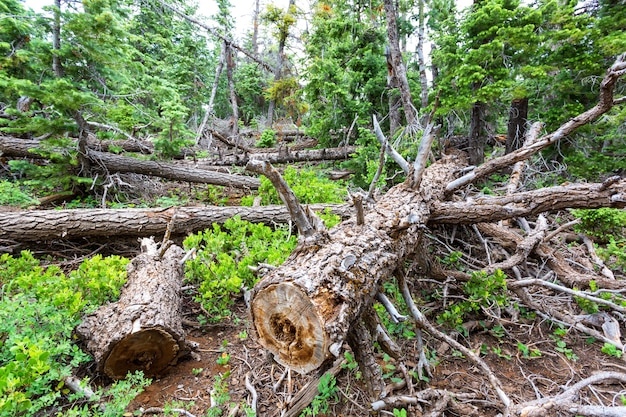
[122, 283, 626, 417]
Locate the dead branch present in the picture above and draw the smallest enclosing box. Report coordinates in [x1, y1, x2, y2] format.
[512, 371, 626, 417]
[373, 114, 409, 174]
[431, 179, 626, 224]
[245, 160, 317, 238]
[446, 53, 626, 194]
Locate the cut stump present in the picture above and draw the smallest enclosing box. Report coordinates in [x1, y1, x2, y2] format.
[76, 239, 186, 379]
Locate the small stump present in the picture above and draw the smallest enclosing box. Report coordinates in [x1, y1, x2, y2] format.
[76, 239, 186, 379]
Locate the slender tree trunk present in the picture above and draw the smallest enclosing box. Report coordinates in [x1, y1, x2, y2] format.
[196, 43, 226, 145]
[267, 0, 296, 127]
[226, 42, 239, 138]
[52, 0, 64, 78]
[383, 0, 417, 127]
[251, 0, 260, 56]
[386, 47, 402, 136]
[416, 0, 429, 110]
[468, 99, 486, 166]
[506, 97, 529, 154]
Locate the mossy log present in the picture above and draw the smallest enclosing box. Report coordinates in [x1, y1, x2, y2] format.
[76, 240, 186, 379]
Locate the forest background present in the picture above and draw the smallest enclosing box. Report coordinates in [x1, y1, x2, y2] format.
[1, 0, 626, 416]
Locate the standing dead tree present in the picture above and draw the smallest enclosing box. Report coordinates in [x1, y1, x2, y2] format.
[244, 54, 626, 417]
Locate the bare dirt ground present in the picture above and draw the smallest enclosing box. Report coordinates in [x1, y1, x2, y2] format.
[125, 287, 626, 417]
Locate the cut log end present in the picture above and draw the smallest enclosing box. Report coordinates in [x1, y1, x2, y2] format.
[251, 283, 328, 374]
[103, 328, 180, 379]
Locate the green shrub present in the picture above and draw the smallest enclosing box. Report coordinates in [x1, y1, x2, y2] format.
[0, 251, 130, 416]
[242, 166, 346, 206]
[437, 270, 509, 333]
[183, 217, 297, 322]
[572, 208, 626, 241]
[0, 180, 39, 207]
[257, 129, 277, 148]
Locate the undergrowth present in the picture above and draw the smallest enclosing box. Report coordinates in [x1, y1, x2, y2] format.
[183, 217, 298, 323]
[0, 251, 150, 416]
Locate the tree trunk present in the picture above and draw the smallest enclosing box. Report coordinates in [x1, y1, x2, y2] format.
[468, 99, 486, 166]
[85, 149, 260, 189]
[186, 145, 357, 167]
[225, 42, 239, 138]
[0, 204, 354, 243]
[250, 154, 463, 374]
[506, 97, 529, 154]
[386, 47, 403, 135]
[383, 0, 417, 127]
[416, 0, 429, 110]
[267, 0, 296, 127]
[196, 42, 226, 145]
[52, 0, 64, 78]
[76, 240, 186, 379]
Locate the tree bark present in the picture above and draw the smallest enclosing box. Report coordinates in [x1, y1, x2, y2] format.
[506, 97, 528, 154]
[187, 145, 357, 167]
[196, 42, 225, 145]
[0, 134, 352, 181]
[249, 153, 464, 374]
[76, 240, 186, 379]
[383, 0, 417, 127]
[0, 204, 353, 243]
[86, 150, 260, 189]
[468, 99, 486, 166]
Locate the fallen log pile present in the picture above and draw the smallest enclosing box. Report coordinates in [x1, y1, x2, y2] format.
[240, 53, 626, 417]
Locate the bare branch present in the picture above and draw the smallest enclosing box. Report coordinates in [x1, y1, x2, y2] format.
[245, 159, 315, 237]
[373, 114, 409, 174]
[411, 121, 439, 188]
[153, 0, 272, 72]
[446, 53, 626, 194]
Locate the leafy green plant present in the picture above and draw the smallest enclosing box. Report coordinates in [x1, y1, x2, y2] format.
[517, 342, 542, 358]
[300, 373, 339, 416]
[206, 371, 231, 417]
[183, 217, 297, 322]
[572, 208, 626, 241]
[0, 180, 39, 207]
[437, 270, 509, 333]
[341, 351, 361, 380]
[601, 343, 622, 359]
[0, 251, 130, 415]
[243, 166, 346, 206]
[597, 237, 626, 271]
[393, 408, 408, 417]
[257, 129, 277, 148]
[550, 327, 578, 361]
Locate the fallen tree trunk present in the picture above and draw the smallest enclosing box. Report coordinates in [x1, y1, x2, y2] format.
[0, 178, 623, 243]
[0, 136, 260, 190]
[76, 239, 186, 379]
[0, 204, 353, 243]
[87, 150, 260, 189]
[249, 152, 464, 374]
[189, 145, 357, 166]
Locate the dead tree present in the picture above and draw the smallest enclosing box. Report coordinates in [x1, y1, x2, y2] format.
[244, 54, 626, 416]
[76, 239, 187, 379]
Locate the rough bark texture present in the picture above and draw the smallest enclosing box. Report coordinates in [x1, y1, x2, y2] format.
[0, 136, 260, 189]
[505, 97, 528, 154]
[383, 0, 417, 126]
[86, 150, 259, 189]
[0, 204, 353, 243]
[249, 152, 464, 374]
[194, 145, 357, 166]
[76, 241, 186, 379]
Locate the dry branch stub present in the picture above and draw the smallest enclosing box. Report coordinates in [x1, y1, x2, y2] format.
[76, 239, 186, 379]
[249, 152, 464, 375]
